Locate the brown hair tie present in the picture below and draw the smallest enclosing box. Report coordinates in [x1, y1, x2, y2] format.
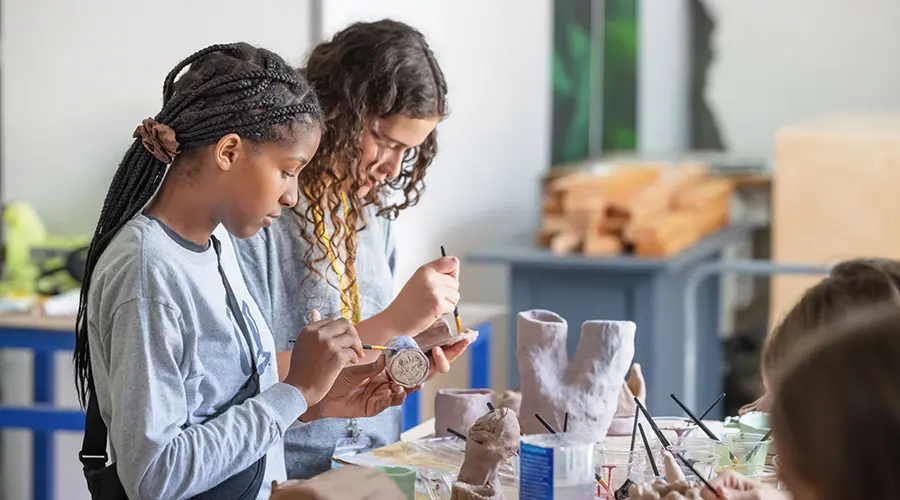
[133, 118, 180, 164]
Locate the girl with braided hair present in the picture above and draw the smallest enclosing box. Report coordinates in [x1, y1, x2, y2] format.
[74, 43, 407, 500]
[231, 20, 475, 479]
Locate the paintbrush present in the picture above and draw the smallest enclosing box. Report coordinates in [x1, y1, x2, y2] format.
[638, 423, 659, 476]
[362, 344, 398, 352]
[534, 413, 609, 490]
[744, 429, 772, 462]
[629, 406, 640, 452]
[633, 397, 671, 448]
[441, 245, 464, 334]
[698, 393, 726, 420]
[446, 428, 467, 441]
[486, 402, 495, 412]
[563, 412, 569, 433]
[291, 339, 398, 352]
[670, 394, 739, 464]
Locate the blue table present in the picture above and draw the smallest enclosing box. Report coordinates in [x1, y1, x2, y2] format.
[0, 315, 85, 500]
[400, 304, 504, 431]
[468, 225, 751, 419]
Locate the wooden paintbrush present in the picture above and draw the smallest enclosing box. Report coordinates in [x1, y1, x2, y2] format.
[362, 344, 398, 352]
[441, 245, 464, 334]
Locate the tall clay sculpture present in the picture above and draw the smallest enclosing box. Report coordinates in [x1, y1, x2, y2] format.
[517, 310, 635, 439]
[270, 465, 404, 500]
[451, 407, 520, 500]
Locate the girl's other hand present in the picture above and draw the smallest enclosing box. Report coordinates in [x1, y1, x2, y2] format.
[700, 471, 789, 500]
[426, 329, 477, 381]
[385, 256, 460, 335]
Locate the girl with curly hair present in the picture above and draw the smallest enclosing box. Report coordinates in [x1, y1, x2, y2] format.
[231, 20, 475, 479]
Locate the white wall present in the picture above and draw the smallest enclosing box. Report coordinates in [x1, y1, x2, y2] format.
[638, 0, 692, 154]
[703, 0, 900, 156]
[319, 3, 552, 344]
[1, 1, 312, 498]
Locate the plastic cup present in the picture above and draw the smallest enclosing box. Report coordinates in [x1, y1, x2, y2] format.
[714, 433, 773, 469]
[594, 448, 645, 492]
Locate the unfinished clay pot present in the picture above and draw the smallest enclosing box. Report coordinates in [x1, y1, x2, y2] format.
[415, 317, 478, 352]
[451, 407, 520, 500]
[517, 310, 635, 440]
[496, 390, 521, 415]
[270, 465, 404, 500]
[608, 364, 646, 436]
[435, 389, 496, 438]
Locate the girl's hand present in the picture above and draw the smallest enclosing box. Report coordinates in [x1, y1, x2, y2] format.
[300, 356, 412, 421]
[426, 330, 478, 381]
[701, 471, 788, 500]
[385, 256, 460, 335]
[283, 310, 364, 406]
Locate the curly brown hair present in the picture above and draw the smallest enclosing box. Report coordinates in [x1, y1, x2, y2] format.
[297, 19, 448, 311]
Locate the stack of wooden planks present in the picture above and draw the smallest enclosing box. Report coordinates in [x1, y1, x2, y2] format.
[539, 161, 734, 257]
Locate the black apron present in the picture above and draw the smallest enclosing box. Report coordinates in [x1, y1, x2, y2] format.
[79, 236, 267, 499]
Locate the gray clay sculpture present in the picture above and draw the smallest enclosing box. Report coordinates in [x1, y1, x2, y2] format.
[435, 389, 497, 438]
[496, 390, 522, 415]
[450, 407, 520, 500]
[517, 310, 635, 440]
[608, 363, 646, 436]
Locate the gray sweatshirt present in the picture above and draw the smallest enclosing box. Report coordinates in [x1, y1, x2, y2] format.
[86, 215, 307, 500]
[231, 201, 400, 479]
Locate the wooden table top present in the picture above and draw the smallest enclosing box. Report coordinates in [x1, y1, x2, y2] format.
[0, 313, 76, 331]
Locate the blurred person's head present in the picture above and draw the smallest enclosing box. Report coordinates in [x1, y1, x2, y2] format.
[771, 303, 900, 500]
[741, 258, 900, 414]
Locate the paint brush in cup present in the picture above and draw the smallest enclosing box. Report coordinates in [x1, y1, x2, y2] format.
[698, 393, 726, 420]
[441, 245, 464, 334]
[638, 423, 659, 476]
[670, 393, 739, 464]
[633, 397, 671, 448]
[744, 429, 773, 462]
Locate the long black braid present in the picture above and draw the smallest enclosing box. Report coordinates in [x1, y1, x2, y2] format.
[73, 42, 323, 407]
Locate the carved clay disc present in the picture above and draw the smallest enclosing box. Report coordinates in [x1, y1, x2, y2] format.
[386, 348, 429, 388]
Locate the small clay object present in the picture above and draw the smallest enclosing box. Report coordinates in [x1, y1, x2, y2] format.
[608, 364, 646, 435]
[496, 390, 522, 414]
[450, 407, 520, 500]
[415, 317, 478, 352]
[384, 336, 429, 388]
[270, 465, 404, 500]
[663, 451, 687, 482]
[435, 389, 496, 438]
[628, 479, 704, 500]
[517, 310, 635, 439]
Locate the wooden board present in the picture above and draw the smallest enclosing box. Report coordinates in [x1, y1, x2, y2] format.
[771, 114, 900, 327]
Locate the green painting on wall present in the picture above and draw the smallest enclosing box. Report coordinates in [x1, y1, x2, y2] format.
[551, 0, 638, 166]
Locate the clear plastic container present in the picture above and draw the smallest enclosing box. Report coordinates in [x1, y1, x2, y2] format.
[593, 448, 645, 492]
[714, 433, 772, 468]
